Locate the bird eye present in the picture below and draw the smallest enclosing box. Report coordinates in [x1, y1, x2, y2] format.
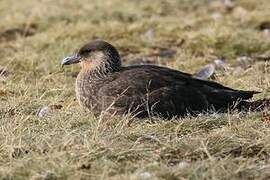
[80, 49, 91, 56]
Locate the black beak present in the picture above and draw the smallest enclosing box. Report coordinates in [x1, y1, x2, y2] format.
[61, 55, 82, 67]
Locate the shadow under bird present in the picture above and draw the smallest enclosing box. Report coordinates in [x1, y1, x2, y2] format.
[61, 40, 269, 119]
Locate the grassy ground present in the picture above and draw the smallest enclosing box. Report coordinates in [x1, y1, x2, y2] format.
[1, 0, 270, 179]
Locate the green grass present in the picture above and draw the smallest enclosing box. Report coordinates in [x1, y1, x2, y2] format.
[1, 0, 270, 179]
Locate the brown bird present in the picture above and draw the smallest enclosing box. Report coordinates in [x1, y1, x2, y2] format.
[62, 40, 268, 118]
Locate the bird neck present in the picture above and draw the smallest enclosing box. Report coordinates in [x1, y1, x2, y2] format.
[80, 60, 121, 80]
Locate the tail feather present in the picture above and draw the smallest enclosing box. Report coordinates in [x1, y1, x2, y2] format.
[234, 90, 260, 100]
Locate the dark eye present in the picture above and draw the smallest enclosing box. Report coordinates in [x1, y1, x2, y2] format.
[80, 49, 91, 56]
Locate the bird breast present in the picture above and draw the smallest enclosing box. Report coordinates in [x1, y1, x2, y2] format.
[75, 71, 97, 110]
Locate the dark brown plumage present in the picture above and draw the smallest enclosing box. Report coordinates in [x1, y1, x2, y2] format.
[62, 40, 265, 118]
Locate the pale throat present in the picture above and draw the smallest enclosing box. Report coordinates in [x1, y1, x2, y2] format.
[80, 51, 109, 72]
[80, 52, 121, 74]
[80, 61, 96, 71]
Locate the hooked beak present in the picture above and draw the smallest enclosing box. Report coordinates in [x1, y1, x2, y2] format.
[61, 55, 82, 67]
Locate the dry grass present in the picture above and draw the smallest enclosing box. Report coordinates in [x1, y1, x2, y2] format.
[1, 0, 270, 179]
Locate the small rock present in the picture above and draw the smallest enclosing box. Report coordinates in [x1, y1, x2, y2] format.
[237, 56, 253, 69]
[263, 29, 270, 37]
[214, 59, 229, 71]
[37, 105, 63, 118]
[143, 29, 155, 41]
[211, 12, 223, 21]
[139, 172, 152, 179]
[178, 161, 190, 169]
[195, 64, 215, 80]
[37, 106, 51, 118]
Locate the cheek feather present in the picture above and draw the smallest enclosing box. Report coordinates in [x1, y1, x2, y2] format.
[81, 61, 96, 71]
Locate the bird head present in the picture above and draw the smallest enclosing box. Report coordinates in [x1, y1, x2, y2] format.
[61, 40, 121, 72]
